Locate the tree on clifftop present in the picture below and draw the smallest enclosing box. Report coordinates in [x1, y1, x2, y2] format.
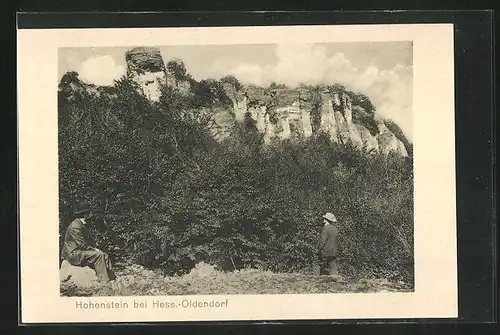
[220, 75, 243, 91]
[167, 58, 188, 81]
[269, 82, 287, 89]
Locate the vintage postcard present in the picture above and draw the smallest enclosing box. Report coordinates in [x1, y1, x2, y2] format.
[18, 23, 456, 323]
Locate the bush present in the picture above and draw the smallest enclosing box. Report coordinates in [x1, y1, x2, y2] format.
[59, 71, 414, 283]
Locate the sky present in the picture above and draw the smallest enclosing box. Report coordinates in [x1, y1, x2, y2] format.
[59, 42, 413, 140]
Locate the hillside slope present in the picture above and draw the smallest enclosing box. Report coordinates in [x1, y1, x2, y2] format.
[58, 49, 414, 285]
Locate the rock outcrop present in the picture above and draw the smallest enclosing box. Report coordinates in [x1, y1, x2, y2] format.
[125, 47, 191, 101]
[125, 47, 168, 102]
[221, 84, 409, 157]
[60, 47, 410, 158]
[60, 260, 98, 288]
[58, 71, 102, 100]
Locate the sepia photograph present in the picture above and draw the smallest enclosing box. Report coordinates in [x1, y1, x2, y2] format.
[57, 42, 414, 297]
[18, 23, 457, 323]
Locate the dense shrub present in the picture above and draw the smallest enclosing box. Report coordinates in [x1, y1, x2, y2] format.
[59, 72, 414, 283]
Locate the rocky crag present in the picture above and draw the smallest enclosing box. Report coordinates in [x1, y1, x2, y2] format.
[59, 47, 410, 157]
[125, 47, 191, 101]
[220, 83, 409, 157]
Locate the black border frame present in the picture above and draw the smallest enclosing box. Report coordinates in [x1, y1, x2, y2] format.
[12, 10, 496, 327]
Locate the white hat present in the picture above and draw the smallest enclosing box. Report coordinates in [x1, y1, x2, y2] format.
[323, 212, 337, 222]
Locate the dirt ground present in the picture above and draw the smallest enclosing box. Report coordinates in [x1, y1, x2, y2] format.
[61, 262, 413, 297]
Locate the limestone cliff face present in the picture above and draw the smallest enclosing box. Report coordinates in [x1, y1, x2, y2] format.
[320, 91, 408, 157]
[61, 47, 410, 158]
[222, 85, 409, 157]
[125, 47, 190, 101]
[125, 47, 168, 102]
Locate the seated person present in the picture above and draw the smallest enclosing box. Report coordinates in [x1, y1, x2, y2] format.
[61, 202, 115, 282]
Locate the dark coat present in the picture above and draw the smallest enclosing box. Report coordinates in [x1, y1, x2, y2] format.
[61, 218, 93, 265]
[318, 223, 339, 257]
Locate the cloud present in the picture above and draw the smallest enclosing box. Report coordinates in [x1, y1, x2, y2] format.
[79, 55, 125, 86]
[223, 44, 413, 140]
